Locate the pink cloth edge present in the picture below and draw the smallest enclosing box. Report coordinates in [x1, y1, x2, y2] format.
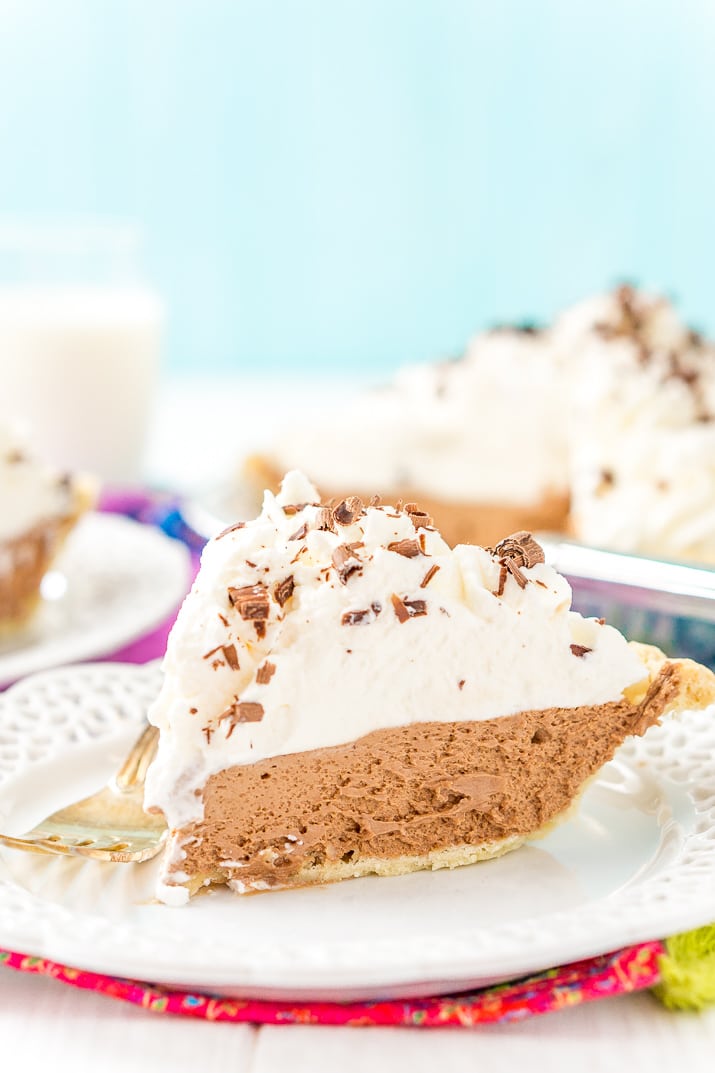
[0, 942, 665, 1027]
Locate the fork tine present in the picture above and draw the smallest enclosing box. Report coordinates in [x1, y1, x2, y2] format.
[0, 834, 69, 857]
[0, 833, 162, 863]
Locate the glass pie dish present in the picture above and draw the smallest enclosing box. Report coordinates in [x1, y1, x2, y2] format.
[539, 536, 715, 668]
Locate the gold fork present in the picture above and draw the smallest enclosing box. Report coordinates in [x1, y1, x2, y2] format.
[0, 724, 166, 863]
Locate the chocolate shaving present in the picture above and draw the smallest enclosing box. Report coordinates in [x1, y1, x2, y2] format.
[597, 469, 615, 495]
[217, 612, 229, 627]
[219, 701, 265, 737]
[369, 494, 381, 506]
[256, 661, 276, 684]
[493, 562, 508, 597]
[222, 644, 240, 670]
[333, 496, 364, 526]
[288, 522, 308, 542]
[203, 645, 223, 661]
[203, 726, 213, 744]
[406, 505, 433, 530]
[387, 538, 422, 558]
[391, 594, 427, 622]
[488, 531, 545, 593]
[668, 351, 699, 386]
[665, 350, 711, 419]
[216, 521, 246, 540]
[506, 561, 527, 589]
[458, 679, 465, 690]
[283, 503, 307, 515]
[570, 644, 592, 658]
[315, 506, 336, 532]
[595, 284, 643, 340]
[420, 564, 440, 588]
[273, 575, 295, 607]
[332, 544, 363, 584]
[189, 707, 198, 715]
[490, 531, 545, 569]
[341, 602, 382, 626]
[228, 583, 270, 621]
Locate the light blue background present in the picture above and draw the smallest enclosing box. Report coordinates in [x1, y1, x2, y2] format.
[0, 0, 713, 374]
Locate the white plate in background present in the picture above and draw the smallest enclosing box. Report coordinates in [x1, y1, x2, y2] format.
[0, 514, 191, 688]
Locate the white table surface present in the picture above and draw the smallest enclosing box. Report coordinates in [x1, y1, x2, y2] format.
[3, 372, 715, 1071]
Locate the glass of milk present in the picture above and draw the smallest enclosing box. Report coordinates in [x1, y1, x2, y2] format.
[0, 219, 164, 485]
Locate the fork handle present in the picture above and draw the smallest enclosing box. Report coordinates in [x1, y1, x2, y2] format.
[114, 724, 160, 790]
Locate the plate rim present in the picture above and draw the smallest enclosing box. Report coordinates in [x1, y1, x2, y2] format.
[1, 661, 715, 1001]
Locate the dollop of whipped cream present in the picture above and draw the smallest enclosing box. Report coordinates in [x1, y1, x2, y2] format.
[267, 328, 567, 506]
[0, 419, 80, 542]
[553, 283, 689, 355]
[562, 328, 712, 566]
[557, 290, 715, 562]
[145, 471, 646, 830]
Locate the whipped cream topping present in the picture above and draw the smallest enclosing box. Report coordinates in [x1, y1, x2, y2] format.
[264, 289, 686, 512]
[259, 284, 715, 562]
[553, 284, 689, 355]
[0, 419, 80, 542]
[266, 329, 568, 506]
[566, 332, 715, 562]
[145, 471, 647, 832]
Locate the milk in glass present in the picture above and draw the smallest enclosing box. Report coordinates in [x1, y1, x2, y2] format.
[0, 223, 164, 484]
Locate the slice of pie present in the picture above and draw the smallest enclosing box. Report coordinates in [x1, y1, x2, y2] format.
[0, 420, 95, 635]
[145, 471, 715, 904]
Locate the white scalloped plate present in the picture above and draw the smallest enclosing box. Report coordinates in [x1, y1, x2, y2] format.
[1, 661, 715, 1002]
[0, 514, 191, 688]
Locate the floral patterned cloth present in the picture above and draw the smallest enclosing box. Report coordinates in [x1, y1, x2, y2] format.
[0, 942, 665, 1026]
